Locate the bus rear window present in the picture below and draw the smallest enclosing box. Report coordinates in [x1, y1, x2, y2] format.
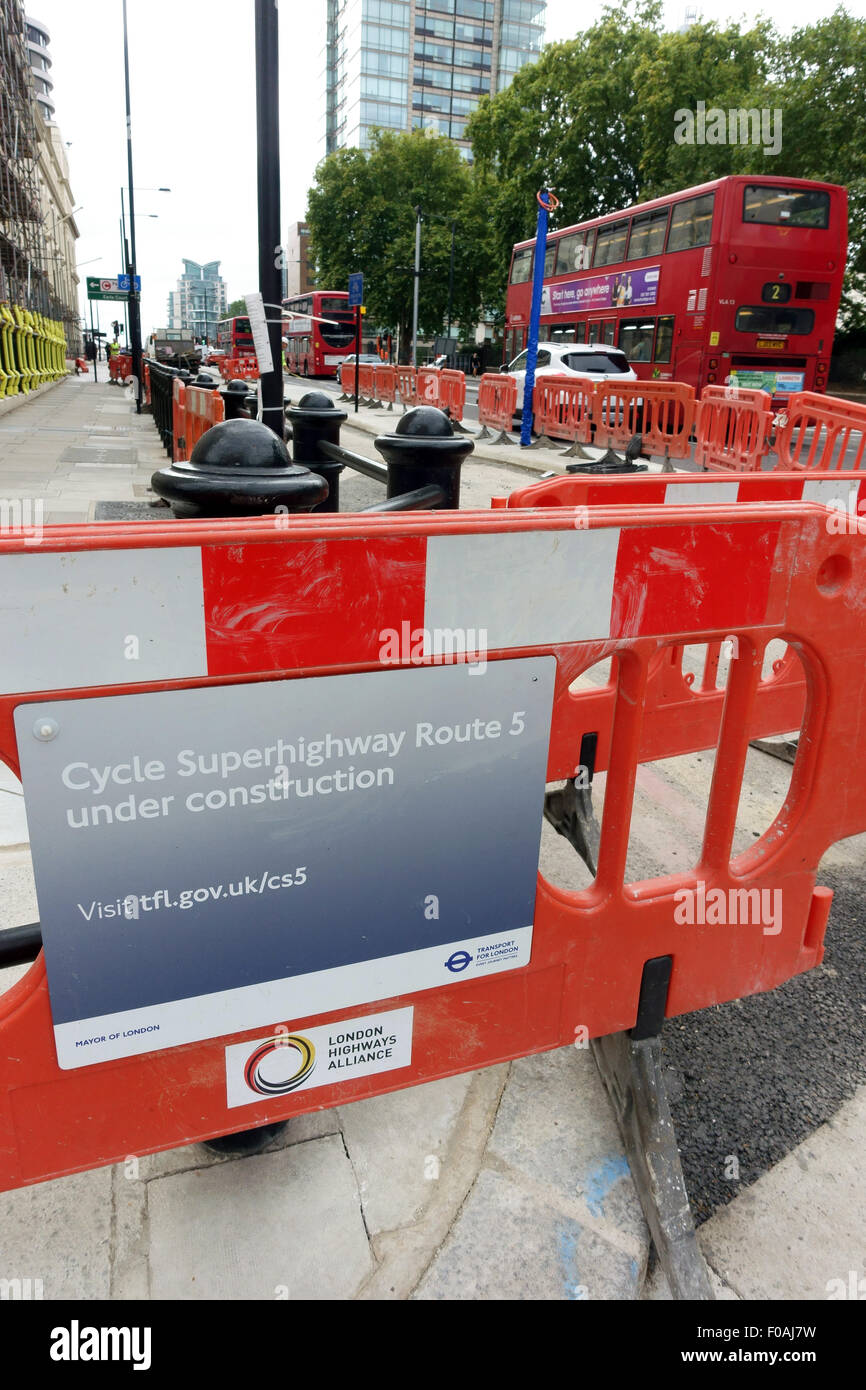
[743, 186, 830, 229]
[735, 306, 815, 335]
[510, 248, 533, 283]
[319, 297, 350, 314]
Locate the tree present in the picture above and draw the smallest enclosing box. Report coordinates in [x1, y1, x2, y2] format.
[226, 298, 247, 318]
[306, 129, 495, 358]
[466, 1, 665, 314]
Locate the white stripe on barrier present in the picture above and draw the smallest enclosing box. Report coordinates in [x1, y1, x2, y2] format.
[802, 478, 860, 509]
[0, 548, 207, 695]
[423, 530, 620, 652]
[664, 482, 739, 505]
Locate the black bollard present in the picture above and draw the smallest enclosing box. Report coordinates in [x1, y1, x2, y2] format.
[150, 416, 329, 519]
[286, 390, 348, 513]
[219, 379, 255, 421]
[375, 406, 474, 510]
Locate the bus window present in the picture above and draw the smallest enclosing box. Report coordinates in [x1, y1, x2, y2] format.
[743, 186, 830, 229]
[601, 320, 615, 345]
[510, 248, 533, 283]
[619, 318, 655, 361]
[544, 244, 557, 276]
[654, 315, 674, 363]
[555, 232, 588, 274]
[628, 207, 669, 260]
[666, 193, 714, 252]
[734, 306, 815, 335]
[574, 321, 587, 344]
[593, 219, 630, 268]
[549, 322, 577, 343]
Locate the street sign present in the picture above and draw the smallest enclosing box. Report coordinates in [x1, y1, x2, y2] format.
[117, 273, 141, 292]
[348, 272, 364, 308]
[17, 658, 554, 1069]
[86, 277, 129, 303]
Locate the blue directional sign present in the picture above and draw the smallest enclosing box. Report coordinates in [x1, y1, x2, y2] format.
[117, 274, 141, 292]
[347, 272, 364, 307]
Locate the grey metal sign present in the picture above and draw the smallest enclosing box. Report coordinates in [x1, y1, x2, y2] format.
[16, 658, 555, 1069]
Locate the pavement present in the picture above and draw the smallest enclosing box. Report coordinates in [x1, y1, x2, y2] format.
[0, 372, 863, 1301]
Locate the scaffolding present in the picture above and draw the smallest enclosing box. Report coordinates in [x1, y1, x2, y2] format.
[0, 0, 51, 315]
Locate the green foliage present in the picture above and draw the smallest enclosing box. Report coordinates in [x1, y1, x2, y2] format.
[306, 129, 495, 357]
[466, 1, 866, 315]
[226, 299, 247, 318]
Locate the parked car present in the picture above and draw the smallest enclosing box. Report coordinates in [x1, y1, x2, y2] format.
[340, 353, 383, 367]
[507, 342, 636, 424]
[204, 348, 227, 367]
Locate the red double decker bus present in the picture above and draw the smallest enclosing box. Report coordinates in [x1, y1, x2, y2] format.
[504, 175, 847, 402]
[282, 290, 357, 378]
[216, 316, 255, 358]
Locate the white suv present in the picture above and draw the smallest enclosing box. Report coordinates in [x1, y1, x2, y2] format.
[507, 342, 636, 421]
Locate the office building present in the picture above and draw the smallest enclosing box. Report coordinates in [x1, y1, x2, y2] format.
[324, 0, 546, 156]
[284, 221, 315, 297]
[167, 259, 228, 342]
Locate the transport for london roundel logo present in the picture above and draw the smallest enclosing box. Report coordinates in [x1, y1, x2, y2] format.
[243, 1034, 316, 1096]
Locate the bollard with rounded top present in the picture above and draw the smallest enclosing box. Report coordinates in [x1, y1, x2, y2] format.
[287, 389, 348, 513]
[151, 416, 328, 519]
[375, 405, 474, 510]
[220, 379, 257, 421]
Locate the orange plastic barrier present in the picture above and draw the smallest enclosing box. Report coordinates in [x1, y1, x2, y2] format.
[395, 364, 417, 409]
[415, 366, 440, 406]
[437, 368, 466, 423]
[357, 363, 376, 402]
[1, 502, 864, 1193]
[172, 377, 225, 462]
[532, 374, 595, 445]
[171, 377, 186, 462]
[695, 386, 774, 473]
[774, 391, 866, 473]
[477, 373, 518, 442]
[373, 364, 397, 409]
[595, 380, 696, 462]
[339, 361, 357, 398]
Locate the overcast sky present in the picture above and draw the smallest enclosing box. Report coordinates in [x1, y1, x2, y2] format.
[35, 0, 863, 337]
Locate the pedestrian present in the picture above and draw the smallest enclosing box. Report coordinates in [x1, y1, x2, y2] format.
[471, 351, 481, 377]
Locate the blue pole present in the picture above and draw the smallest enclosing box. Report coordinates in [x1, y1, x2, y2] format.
[520, 189, 555, 447]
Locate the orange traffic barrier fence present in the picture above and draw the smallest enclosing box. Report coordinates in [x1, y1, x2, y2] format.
[357, 362, 376, 403]
[339, 361, 357, 399]
[1, 499, 865, 1205]
[531, 374, 595, 455]
[438, 368, 466, 424]
[172, 376, 225, 462]
[415, 366, 440, 406]
[373, 364, 397, 410]
[477, 372, 518, 443]
[595, 379, 696, 464]
[171, 377, 186, 462]
[695, 386, 774, 473]
[774, 391, 866, 472]
[395, 364, 416, 409]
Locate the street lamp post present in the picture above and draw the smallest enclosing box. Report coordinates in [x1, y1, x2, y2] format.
[121, 0, 143, 411]
[254, 0, 284, 438]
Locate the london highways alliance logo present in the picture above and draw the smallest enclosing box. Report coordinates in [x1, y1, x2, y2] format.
[243, 1034, 317, 1097]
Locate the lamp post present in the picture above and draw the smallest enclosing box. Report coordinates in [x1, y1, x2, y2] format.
[121, 0, 143, 411]
[254, 0, 284, 438]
